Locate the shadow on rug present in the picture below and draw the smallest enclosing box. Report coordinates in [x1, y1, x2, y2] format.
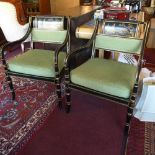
[0, 65, 57, 155]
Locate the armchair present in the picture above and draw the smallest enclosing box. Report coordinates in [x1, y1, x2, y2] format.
[1, 15, 70, 108]
[65, 19, 149, 153]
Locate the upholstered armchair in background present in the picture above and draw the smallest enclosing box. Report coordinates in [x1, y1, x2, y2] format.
[0, 1, 29, 44]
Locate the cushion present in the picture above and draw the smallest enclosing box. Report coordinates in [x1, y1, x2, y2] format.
[71, 58, 137, 98]
[95, 35, 143, 54]
[8, 49, 66, 77]
[32, 29, 67, 43]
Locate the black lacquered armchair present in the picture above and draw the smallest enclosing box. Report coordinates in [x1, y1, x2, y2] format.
[1, 15, 70, 108]
[65, 19, 149, 153]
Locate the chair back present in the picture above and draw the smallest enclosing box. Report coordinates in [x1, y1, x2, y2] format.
[94, 20, 148, 55]
[95, 35, 143, 54]
[30, 16, 68, 44]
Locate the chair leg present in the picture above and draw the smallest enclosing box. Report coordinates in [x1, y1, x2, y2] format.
[55, 74, 62, 109]
[123, 83, 138, 154]
[65, 85, 71, 113]
[6, 75, 16, 100]
[56, 81, 62, 109]
[123, 103, 133, 155]
[65, 67, 71, 113]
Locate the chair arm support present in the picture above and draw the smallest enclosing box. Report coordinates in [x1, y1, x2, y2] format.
[54, 17, 71, 72]
[1, 16, 34, 60]
[54, 29, 69, 64]
[65, 44, 91, 69]
[54, 36, 69, 74]
[1, 25, 32, 58]
[65, 19, 99, 69]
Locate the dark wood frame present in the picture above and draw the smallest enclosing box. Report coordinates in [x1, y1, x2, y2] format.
[64, 19, 149, 154]
[0, 15, 70, 108]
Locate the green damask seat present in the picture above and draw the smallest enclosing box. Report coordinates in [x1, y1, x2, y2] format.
[8, 49, 66, 78]
[1, 16, 70, 108]
[71, 58, 137, 98]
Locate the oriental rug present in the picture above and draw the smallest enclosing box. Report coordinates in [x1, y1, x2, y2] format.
[0, 69, 155, 155]
[0, 65, 58, 155]
[127, 118, 155, 155]
[144, 123, 155, 154]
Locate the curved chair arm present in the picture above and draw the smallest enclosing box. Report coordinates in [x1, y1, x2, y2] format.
[65, 44, 92, 69]
[1, 18, 32, 60]
[54, 17, 71, 67]
[1, 20, 32, 68]
[54, 17, 71, 75]
[65, 19, 99, 69]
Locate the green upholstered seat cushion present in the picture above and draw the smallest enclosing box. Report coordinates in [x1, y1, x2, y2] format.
[8, 49, 66, 78]
[71, 58, 137, 98]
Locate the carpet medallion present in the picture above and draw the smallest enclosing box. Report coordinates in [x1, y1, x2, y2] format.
[0, 65, 57, 155]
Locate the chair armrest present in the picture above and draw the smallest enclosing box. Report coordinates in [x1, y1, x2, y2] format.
[1, 26, 31, 53]
[1, 17, 33, 59]
[65, 19, 99, 69]
[65, 44, 92, 69]
[54, 17, 70, 64]
[54, 32, 69, 73]
[54, 17, 70, 73]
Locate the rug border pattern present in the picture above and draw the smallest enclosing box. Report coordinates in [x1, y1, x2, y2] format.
[0, 94, 57, 155]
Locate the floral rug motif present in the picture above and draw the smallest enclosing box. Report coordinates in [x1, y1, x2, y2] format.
[0, 65, 57, 155]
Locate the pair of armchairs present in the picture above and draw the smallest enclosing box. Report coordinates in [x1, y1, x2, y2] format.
[1, 14, 149, 153]
[65, 19, 149, 153]
[1, 15, 70, 108]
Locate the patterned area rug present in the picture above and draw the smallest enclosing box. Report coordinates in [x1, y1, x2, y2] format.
[0, 64, 155, 155]
[127, 118, 145, 155]
[127, 118, 155, 155]
[0, 65, 57, 155]
[145, 123, 155, 154]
